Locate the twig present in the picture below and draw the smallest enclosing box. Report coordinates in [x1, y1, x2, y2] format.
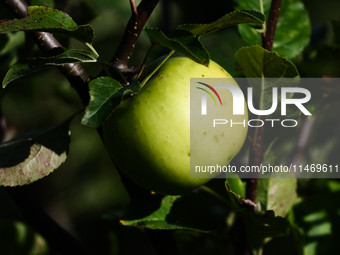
[246, 0, 283, 202]
[264, 0, 282, 52]
[110, 0, 159, 71]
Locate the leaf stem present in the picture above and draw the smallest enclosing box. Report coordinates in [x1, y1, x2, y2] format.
[259, 0, 264, 14]
[136, 44, 157, 81]
[85, 42, 99, 57]
[139, 50, 175, 89]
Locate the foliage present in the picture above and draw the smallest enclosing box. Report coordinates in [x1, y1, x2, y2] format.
[0, 0, 340, 254]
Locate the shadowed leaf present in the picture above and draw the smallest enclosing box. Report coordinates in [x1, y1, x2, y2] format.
[2, 48, 98, 88]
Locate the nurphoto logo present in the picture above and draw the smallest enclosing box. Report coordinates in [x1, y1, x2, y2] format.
[198, 80, 312, 128]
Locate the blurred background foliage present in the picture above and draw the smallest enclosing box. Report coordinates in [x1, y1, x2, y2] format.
[0, 0, 340, 254]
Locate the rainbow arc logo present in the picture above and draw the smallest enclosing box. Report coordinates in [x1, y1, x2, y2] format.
[196, 82, 222, 106]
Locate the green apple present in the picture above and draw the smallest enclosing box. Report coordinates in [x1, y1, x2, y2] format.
[103, 55, 248, 195]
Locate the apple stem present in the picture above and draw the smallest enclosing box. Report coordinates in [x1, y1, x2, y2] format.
[136, 44, 157, 81]
[140, 50, 175, 88]
[246, 0, 283, 203]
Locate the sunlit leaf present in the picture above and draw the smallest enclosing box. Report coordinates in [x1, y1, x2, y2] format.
[81, 78, 141, 128]
[0, 6, 94, 45]
[121, 192, 227, 232]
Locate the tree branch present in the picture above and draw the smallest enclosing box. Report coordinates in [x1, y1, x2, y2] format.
[1, 0, 90, 106]
[246, 0, 283, 202]
[109, 0, 159, 79]
[264, 0, 282, 52]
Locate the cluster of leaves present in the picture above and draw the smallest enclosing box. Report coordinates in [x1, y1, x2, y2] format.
[0, 5, 267, 186]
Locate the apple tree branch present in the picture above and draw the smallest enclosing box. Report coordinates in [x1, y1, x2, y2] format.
[246, 0, 283, 202]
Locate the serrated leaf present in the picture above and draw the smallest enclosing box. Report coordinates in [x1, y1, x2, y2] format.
[234, 0, 311, 59]
[235, 45, 299, 110]
[0, 6, 94, 45]
[81, 78, 141, 127]
[2, 48, 98, 87]
[0, 114, 75, 186]
[256, 175, 298, 217]
[144, 27, 210, 65]
[177, 10, 265, 36]
[120, 193, 227, 232]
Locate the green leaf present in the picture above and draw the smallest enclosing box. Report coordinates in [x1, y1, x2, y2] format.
[0, 6, 94, 45]
[144, 10, 264, 66]
[226, 188, 290, 254]
[144, 27, 210, 65]
[256, 175, 298, 217]
[235, 45, 299, 110]
[0, 113, 75, 186]
[225, 173, 246, 198]
[81, 78, 141, 128]
[2, 48, 98, 87]
[120, 193, 227, 232]
[177, 10, 265, 36]
[234, 0, 311, 59]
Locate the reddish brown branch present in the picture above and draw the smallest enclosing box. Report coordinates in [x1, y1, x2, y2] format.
[110, 0, 159, 71]
[246, 0, 283, 202]
[264, 0, 282, 52]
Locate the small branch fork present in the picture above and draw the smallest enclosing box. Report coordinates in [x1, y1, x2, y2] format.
[246, 0, 283, 202]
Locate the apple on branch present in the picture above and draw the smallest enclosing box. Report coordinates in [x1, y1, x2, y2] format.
[103, 55, 248, 195]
